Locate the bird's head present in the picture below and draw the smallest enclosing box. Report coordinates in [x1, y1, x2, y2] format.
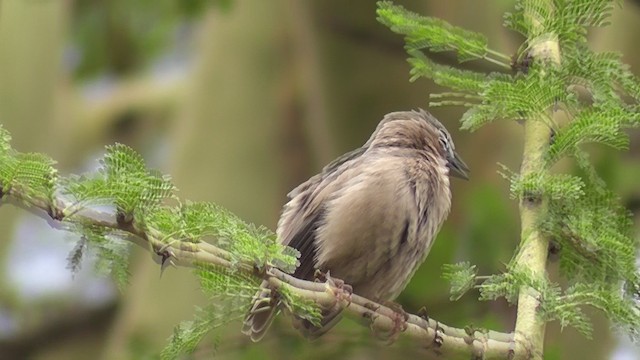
[366, 109, 470, 180]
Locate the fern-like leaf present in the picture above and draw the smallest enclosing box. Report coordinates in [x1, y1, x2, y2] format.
[442, 262, 478, 301]
[377, 1, 494, 63]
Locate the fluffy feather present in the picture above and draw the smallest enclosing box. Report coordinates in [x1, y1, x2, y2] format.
[242, 109, 466, 341]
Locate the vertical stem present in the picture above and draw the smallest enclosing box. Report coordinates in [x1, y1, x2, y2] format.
[513, 2, 561, 358]
[513, 119, 552, 359]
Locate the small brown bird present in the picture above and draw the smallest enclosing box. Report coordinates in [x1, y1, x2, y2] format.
[243, 109, 468, 341]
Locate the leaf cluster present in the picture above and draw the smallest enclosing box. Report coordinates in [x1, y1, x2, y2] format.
[378, 0, 640, 340]
[0, 127, 301, 358]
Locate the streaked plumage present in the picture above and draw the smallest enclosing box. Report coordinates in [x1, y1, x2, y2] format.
[243, 109, 468, 341]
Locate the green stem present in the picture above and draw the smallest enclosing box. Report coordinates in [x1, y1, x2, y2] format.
[481, 54, 512, 69]
[487, 47, 513, 62]
[430, 92, 483, 100]
[512, 4, 560, 357]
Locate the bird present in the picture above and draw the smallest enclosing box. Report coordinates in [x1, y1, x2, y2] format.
[242, 109, 468, 341]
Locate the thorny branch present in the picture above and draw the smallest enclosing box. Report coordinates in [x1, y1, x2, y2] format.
[0, 184, 517, 359]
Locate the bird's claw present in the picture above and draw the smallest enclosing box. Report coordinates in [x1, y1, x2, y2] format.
[363, 301, 408, 343]
[315, 270, 353, 306]
[385, 301, 408, 342]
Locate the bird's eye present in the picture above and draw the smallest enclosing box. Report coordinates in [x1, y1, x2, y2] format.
[438, 135, 450, 153]
[438, 130, 456, 159]
[439, 137, 447, 149]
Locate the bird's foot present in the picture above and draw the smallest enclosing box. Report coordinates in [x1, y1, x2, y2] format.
[365, 301, 408, 344]
[314, 270, 353, 307]
[384, 301, 409, 342]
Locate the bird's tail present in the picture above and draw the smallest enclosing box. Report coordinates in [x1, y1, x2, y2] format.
[243, 280, 345, 341]
[242, 282, 280, 342]
[292, 309, 343, 340]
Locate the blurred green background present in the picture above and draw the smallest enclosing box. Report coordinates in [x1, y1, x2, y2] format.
[0, 1, 639, 359]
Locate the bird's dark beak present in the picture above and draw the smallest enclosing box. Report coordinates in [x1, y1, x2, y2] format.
[447, 152, 469, 180]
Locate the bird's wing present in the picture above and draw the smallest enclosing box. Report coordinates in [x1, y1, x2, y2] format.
[279, 178, 331, 280]
[278, 149, 366, 280]
[243, 152, 364, 341]
[287, 146, 366, 199]
[285, 207, 325, 280]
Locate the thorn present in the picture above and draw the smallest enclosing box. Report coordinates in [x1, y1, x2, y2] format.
[417, 306, 429, 320]
[434, 321, 444, 348]
[48, 204, 65, 221]
[158, 240, 177, 254]
[156, 241, 178, 278]
[159, 257, 176, 278]
[463, 325, 475, 345]
[116, 211, 133, 228]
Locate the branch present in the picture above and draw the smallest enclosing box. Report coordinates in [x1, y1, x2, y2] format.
[0, 181, 516, 359]
[513, 3, 561, 359]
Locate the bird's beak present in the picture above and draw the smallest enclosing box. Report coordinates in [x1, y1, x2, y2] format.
[447, 152, 470, 180]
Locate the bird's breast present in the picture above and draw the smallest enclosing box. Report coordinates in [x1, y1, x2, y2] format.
[312, 154, 452, 301]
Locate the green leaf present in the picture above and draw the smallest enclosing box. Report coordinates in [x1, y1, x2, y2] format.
[377, 1, 491, 62]
[3, 152, 57, 201]
[504, 167, 585, 201]
[162, 305, 226, 360]
[547, 105, 640, 165]
[196, 264, 259, 299]
[461, 67, 566, 130]
[442, 262, 477, 300]
[408, 50, 488, 93]
[279, 284, 322, 327]
[63, 143, 175, 221]
[0, 124, 11, 155]
[505, 0, 619, 44]
[78, 226, 132, 287]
